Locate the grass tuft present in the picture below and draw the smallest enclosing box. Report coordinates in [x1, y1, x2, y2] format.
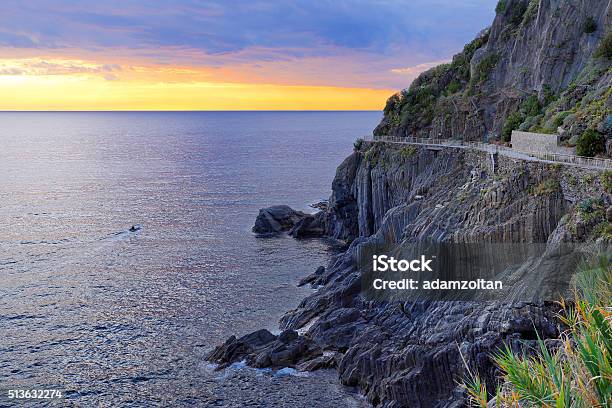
[461, 253, 612, 407]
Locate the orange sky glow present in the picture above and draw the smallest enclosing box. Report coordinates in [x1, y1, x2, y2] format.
[0, 1, 494, 110]
[0, 56, 394, 111]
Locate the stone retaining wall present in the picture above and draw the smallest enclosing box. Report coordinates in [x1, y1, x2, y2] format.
[511, 131, 561, 154]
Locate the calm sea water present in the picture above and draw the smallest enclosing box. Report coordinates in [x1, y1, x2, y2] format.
[0, 111, 380, 407]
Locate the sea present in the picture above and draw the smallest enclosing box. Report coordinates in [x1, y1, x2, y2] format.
[0, 111, 380, 407]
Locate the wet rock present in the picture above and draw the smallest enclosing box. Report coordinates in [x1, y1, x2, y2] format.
[278, 329, 298, 343]
[297, 266, 326, 287]
[252, 205, 307, 235]
[310, 200, 329, 211]
[207, 329, 277, 369]
[296, 352, 340, 371]
[207, 328, 322, 370]
[289, 214, 325, 238]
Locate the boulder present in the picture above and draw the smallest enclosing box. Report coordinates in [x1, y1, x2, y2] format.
[252, 205, 307, 235]
[207, 328, 322, 370]
[289, 214, 325, 238]
[298, 266, 326, 287]
[296, 352, 341, 371]
[206, 329, 277, 369]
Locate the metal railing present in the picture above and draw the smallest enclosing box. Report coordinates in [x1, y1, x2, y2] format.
[364, 135, 612, 170]
[534, 151, 612, 169]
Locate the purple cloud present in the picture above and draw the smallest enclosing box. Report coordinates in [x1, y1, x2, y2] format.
[0, 0, 496, 88]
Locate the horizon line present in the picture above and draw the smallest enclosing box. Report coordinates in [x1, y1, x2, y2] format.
[0, 109, 382, 113]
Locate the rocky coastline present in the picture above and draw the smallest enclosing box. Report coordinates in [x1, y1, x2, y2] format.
[209, 142, 610, 407]
[209, 1, 611, 405]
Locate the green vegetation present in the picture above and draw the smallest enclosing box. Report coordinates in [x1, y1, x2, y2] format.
[577, 197, 605, 224]
[363, 147, 380, 167]
[508, 1, 528, 26]
[353, 138, 364, 151]
[574, 86, 612, 130]
[383, 93, 400, 115]
[594, 31, 612, 59]
[495, 0, 506, 14]
[453, 33, 490, 81]
[502, 112, 523, 142]
[528, 178, 560, 196]
[576, 128, 605, 157]
[501, 92, 558, 141]
[379, 30, 491, 135]
[582, 173, 596, 184]
[521, 0, 539, 26]
[583, 16, 597, 34]
[541, 84, 557, 107]
[399, 145, 418, 159]
[592, 222, 612, 241]
[602, 170, 612, 193]
[552, 111, 572, 128]
[470, 53, 499, 90]
[464, 254, 612, 407]
[445, 80, 461, 95]
[521, 95, 541, 117]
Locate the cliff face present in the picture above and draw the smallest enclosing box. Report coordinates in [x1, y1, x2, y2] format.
[322, 143, 604, 245]
[279, 144, 610, 407]
[209, 145, 610, 407]
[375, 0, 612, 153]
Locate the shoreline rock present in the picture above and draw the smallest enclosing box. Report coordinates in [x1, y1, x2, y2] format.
[252, 205, 308, 236]
[207, 328, 324, 371]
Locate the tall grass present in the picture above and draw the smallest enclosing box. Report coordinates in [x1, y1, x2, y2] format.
[463, 254, 612, 407]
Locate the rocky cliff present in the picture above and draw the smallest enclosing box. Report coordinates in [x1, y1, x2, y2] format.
[375, 0, 612, 155]
[209, 142, 611, 407]
[208, 2, 612, 406]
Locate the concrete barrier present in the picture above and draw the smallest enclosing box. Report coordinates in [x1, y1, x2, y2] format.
[510, 131, 560, 154]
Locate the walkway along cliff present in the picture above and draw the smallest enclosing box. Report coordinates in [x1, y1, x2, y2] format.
[208, 1, 612, 406]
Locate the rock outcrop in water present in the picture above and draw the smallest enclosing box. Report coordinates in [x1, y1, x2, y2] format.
[208, 328, 324, 370]
[252, 205, 308, 235]
[252, 204, 327, 238]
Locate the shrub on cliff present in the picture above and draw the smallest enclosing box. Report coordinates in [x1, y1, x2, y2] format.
[576, 128, 605, 157]
[399, 145, 417, 159]
[445, 80, 461, 95]
[508, 1, 528, 26]
[495, 0, 506, 14]
[552, 111, 572, 128]
[583, 16, 597, 34]
[469, 53, 499, 91]
[528, 178, 560, 196]
[502, 112, 523, 142]
[353, 138, 364, 151]
[521, 95, 541, 117]
[464, 254, 612, 408]
[602, 170, 612, 194]
[594, 31, 612, 59]
[383, 93, 400, 115]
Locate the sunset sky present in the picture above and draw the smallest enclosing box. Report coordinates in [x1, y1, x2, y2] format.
[0, 1, 495, 110]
